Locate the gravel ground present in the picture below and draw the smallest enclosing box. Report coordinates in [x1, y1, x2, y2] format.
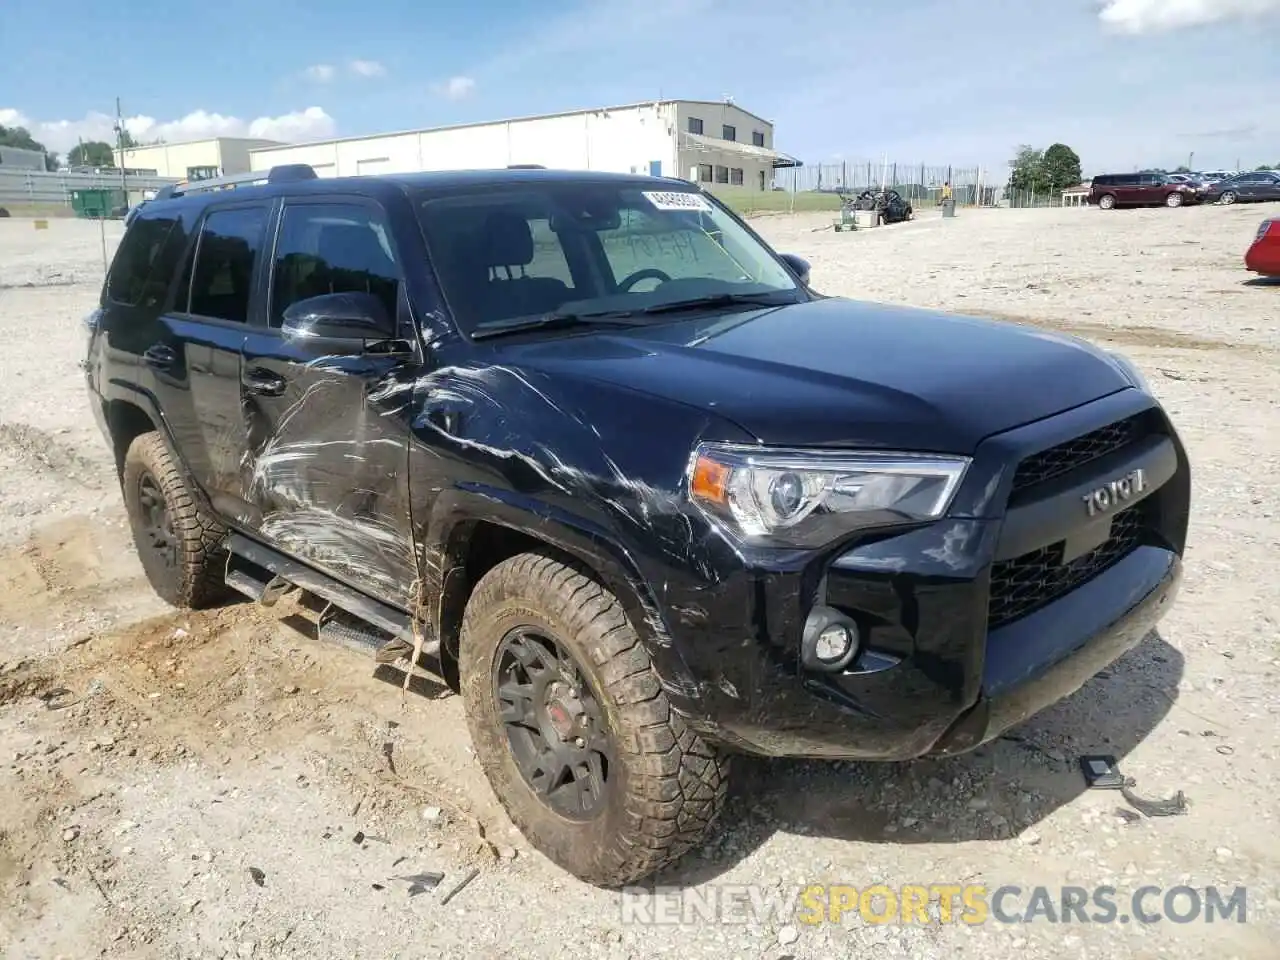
[1, 203, 1278, 960]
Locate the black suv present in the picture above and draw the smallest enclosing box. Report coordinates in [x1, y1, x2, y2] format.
[84, 164, 1190, 887]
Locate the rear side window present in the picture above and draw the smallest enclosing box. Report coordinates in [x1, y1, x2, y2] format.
[182, 206, 269, 323]
[106, 211, 181, 308]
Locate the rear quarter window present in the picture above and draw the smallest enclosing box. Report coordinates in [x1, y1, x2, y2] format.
[106, 210, 184, 308]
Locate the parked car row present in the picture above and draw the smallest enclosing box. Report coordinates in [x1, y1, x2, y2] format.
[1087, 170, 1280, 209]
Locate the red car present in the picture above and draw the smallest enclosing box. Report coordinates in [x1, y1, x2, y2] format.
[1246, 218, 1280, 277]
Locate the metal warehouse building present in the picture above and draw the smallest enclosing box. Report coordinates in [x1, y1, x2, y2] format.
[114, 136, 285, 181]
[248, 99, 799, 190]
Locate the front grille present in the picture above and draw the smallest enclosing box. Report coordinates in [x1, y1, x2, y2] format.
[1010, 414, 1144, 495]
[987, 502, 1147, 629]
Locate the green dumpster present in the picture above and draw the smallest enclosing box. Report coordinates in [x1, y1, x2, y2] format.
[70, 188, 126, 219]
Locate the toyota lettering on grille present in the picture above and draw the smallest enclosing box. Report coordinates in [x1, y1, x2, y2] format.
[1083, 468, 1147, 517]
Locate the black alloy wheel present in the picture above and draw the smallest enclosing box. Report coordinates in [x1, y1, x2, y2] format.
[493, 627, 612, 820]
[135, 468, 180, 573]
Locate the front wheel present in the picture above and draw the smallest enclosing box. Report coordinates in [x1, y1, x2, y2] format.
[459, 552, 728, 887]
[1220, 191, 1237, 205]
[1098, 194, 1117, 210]
[1166, 192, 1184, 207]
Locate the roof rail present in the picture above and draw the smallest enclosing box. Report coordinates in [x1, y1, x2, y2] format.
[507, 163, 546, 169]
[170, 163, 318, 197]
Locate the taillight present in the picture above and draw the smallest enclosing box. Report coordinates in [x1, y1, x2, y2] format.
[1256, 219, 1277, 242]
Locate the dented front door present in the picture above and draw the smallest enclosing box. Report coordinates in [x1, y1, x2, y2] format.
[237, 197, 420, 607]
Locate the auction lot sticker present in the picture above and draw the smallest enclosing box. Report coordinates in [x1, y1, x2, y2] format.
[643, 191, 713, 212]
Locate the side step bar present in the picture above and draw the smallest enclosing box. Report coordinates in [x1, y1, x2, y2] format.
[223, 533, 433, 655]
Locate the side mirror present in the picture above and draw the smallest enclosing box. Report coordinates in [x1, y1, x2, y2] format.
[780, 253, 810, 286]
[281, 292, 396, 345]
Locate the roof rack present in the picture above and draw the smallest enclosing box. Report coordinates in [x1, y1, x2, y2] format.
[169, 163, 318, 197]
[507, 164, 546, 169]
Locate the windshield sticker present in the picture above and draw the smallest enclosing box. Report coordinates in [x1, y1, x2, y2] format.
[642, 191, 713, 213]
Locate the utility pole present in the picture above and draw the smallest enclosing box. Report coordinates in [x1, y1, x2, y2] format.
[114, 97, 127, 203]
[1187, 151, 1194, 172]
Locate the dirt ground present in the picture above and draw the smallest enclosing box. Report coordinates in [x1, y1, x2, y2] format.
[1, 203, 1278, 960]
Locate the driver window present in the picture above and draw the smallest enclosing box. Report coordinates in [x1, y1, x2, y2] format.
[596, 207, 751, 291]
[270, 202, 401, 327]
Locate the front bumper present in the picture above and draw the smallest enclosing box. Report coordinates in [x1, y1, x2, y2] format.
[661, 389, 1190, 760]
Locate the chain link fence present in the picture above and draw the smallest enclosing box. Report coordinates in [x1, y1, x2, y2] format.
[711, 158, 1008, 216]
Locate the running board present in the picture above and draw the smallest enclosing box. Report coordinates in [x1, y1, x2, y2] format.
[224, 532, 417, 643]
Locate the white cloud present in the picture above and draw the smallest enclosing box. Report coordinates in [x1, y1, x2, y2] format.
[432, 75, 476, 100]
[0, 106, 336, 153]
[1098, 0, 1280, 33]
[348, 59, 387, 78]
[304, 63, 336, 83]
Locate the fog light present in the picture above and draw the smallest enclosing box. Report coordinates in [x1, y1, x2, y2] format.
[815, 623, 855, 663]
[801, 605, 861, 672]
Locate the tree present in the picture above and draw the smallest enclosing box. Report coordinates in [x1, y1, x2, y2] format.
[1173, 165, 1192, 173]
[118, 128, 139, 149]
[1040, 143, 1083, 192]
[0, 124, 58, 170]
[1008, 142, 1084, 195]
[1008, 144, 1044, 192]
[67, 140, 117, 168]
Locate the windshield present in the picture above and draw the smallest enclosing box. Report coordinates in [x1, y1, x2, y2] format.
[417, 182, 802, 335]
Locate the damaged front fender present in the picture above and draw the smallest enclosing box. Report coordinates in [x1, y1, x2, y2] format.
[421, 486, 705, 704]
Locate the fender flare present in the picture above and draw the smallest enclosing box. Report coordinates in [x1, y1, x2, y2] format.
[421, 485, 702, 701]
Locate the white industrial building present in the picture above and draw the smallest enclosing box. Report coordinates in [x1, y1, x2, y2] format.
[114, 136, 285, 181]
[248, 99, 799, 190]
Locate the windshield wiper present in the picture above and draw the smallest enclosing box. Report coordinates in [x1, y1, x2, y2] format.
[470, 309, 652, 341]
[637, 292, 793, 315]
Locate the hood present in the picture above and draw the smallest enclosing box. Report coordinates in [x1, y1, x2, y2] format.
[497, 297, 1134, 452]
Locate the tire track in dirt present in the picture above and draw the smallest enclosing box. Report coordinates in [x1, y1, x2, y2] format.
[0, 423, 108, 490]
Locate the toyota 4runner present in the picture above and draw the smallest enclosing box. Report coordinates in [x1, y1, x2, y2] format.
[84, 164, 1190, 887]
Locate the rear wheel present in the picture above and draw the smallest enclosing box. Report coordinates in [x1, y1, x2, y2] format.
[459, 552, 728, 887]
[1165, 191, 1184, 208]
[121, 432, 229, 608]
[1098, 194, 1117, 210]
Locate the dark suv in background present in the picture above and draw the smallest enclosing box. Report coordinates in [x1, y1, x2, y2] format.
[1089, 172, 1202, 209]
[84, 163, 1190, 887]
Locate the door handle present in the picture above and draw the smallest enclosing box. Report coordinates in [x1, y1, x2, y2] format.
[242, 367, 287, 397]
[143, 344, 176, 369]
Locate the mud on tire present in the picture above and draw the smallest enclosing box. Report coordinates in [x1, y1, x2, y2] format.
[121, 431, 229, 609]
[459, 551, 729, 887]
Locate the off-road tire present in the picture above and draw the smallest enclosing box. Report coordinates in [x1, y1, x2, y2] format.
[1098, 193, 1117, 210]
[459, 551, 728, 887]
[121, 431, 229, 609]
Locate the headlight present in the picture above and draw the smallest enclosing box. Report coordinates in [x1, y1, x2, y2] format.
[688, 443, 970, 546]
[1107, 351, 1151, 393]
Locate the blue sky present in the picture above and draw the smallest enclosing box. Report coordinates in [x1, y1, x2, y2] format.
[2, 0, 1277, 174]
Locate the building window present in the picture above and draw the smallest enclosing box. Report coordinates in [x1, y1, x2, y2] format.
[722, 125, 736, 142]
[186, 165, 219, 181]
[697, 164, 714, 183]
[715, 165, 729, 184]
[752, 131, 765, 147]
[730, 168, 744, 186]
[688, 117, 703, 135]
[758, 170, 767, 191]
